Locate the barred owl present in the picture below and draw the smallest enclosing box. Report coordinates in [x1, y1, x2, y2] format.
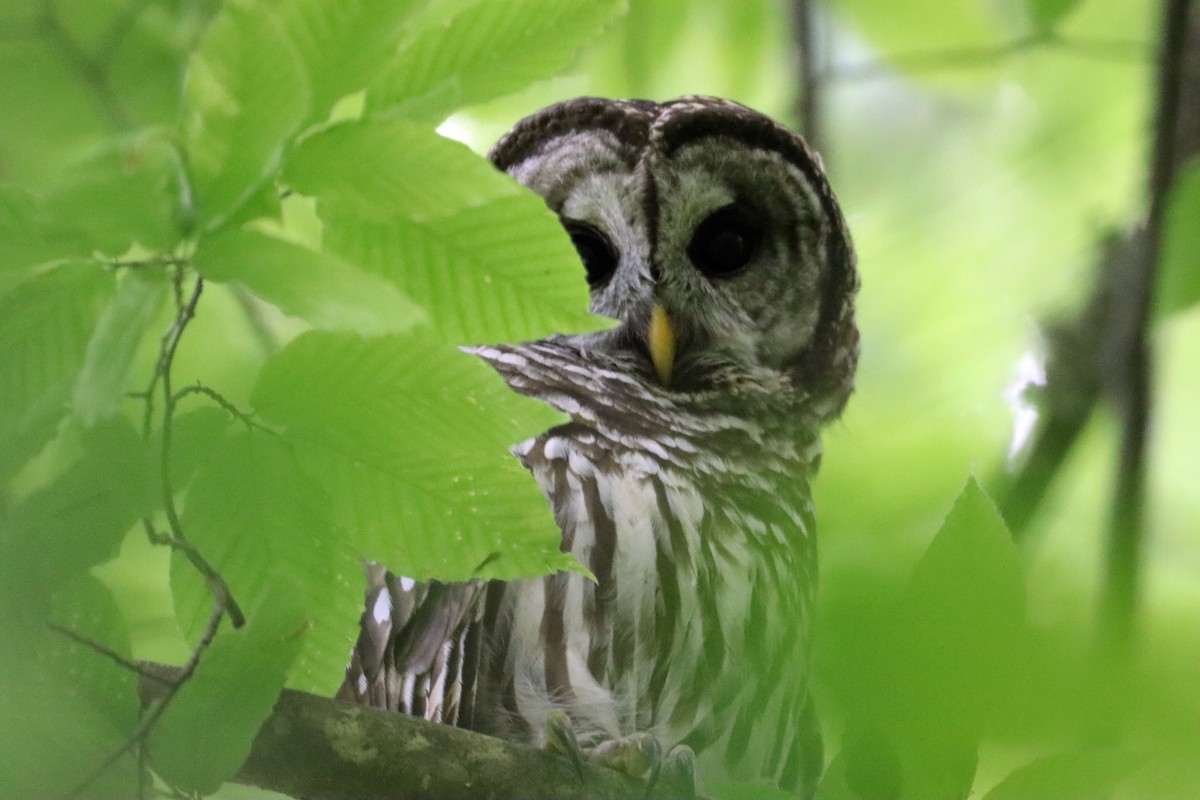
[338, 96, 858, 796]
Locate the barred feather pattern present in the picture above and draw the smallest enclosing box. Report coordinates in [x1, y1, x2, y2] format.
[339, 337, 825, 793]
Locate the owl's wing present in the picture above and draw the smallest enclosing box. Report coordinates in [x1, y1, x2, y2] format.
[337, 563, 487, 728]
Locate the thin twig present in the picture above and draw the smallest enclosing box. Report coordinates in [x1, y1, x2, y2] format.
[47, 623, 171, 685]
[173, 382, 264, 430]
[61, 600, 227, 799]
[154, 275, 246, 628]
[107, 256, 191, 271]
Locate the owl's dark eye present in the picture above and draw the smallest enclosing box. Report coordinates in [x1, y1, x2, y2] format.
[688, 204, 761, 278]
[563, 220, 618, 287]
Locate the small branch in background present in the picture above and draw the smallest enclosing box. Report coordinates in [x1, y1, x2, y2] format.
[792, 0, 825, 155]
[995, 1, 1199, 650]
[1101, 0, 1193, 648]
[995, 232, 1131, 539]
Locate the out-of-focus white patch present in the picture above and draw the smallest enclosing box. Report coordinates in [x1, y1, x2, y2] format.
[436, 115, 480, 149]
[358, 674, 368, 694]
[1005, 348, 1047, 463]
[372, 589, 392, 624]
[399, 575, 416, 592]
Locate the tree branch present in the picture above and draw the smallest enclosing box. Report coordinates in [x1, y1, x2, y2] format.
[137, 667, 699, 800]
[1101, 0, 1194, 646]
[792, 0, 825, 155]
[994, 1, 1200, 644]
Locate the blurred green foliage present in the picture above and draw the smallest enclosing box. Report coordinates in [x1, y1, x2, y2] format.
[0, 0, 1197, 798]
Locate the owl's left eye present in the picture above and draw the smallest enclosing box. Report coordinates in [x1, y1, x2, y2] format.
[688, 204, 761, 278]
[563, 220, 619, 287]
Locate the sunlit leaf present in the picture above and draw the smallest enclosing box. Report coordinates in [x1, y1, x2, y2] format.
[276, 0, 432, 123]
[0, 262, 114, 477]
[321, 195, 598, 344]
[250, 331, 578, 581]
[367, 0, 626, 122]
[287, 117, 598, 342]
[72, 268, 168, 426]
[1155, 159, 1200, 318]
[183, 0, 309, 227]
[285, 117, 520, 222]
[193, 227, 425, 335]
[151, 583, 307, 795]
[173, 428, 360, 695]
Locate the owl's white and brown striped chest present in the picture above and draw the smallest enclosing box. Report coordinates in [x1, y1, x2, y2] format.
[475, 404, 822, 791]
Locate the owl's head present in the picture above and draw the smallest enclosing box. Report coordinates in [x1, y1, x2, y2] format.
[490, 96, 858, 419]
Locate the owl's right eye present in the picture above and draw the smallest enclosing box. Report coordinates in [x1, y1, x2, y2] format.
[563, 220, 618, 287]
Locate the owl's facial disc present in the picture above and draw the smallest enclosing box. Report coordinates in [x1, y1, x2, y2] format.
[490, 96, 857, 406]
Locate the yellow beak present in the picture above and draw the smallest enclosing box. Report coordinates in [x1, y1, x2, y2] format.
[647, 305, 675, 386]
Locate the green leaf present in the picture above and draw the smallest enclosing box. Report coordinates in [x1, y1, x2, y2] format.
[0, 185, 86, 276]
[287, 118, 599, 342]
[169, 405, 236, 490]
[367, 0, 626, 121]
[322, 194, 598, 344]
[1155, 159, 1200, 318]
[1025, 0, 1083, 31]
[41, 133, 184, 255]
[193, 227, 425, 335]
[0, 576, 139, 800]
[3, 417, 153, 600]
[887, 478, 1024, 798]
[276, 0, 432, 124]
[46, 574, 140, 733]
[983, 750, 1139, 800]
[900, 478, 1026, 711]
[0, 2, 184, 187]
[250, 331, 578, 581]
[172, 428, 360, 695]
[151, 583, 307, 795]
[72, 268, 168, 426]
[285, 117, 521, 221]
[816, 725, 904, 800]
[815, 479, 1026, 800]
[0, 262, 114, 478]
[183, 0, 309, 227]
